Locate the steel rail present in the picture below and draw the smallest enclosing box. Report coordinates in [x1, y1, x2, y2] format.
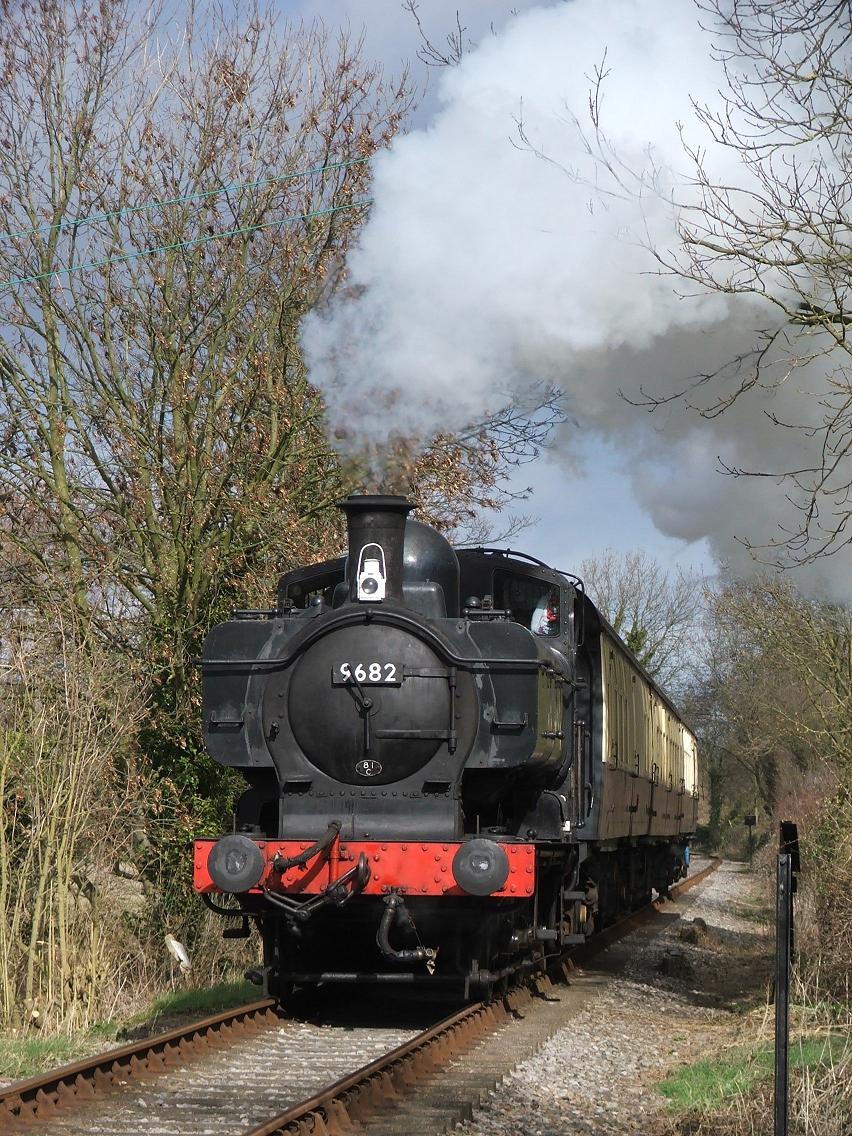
[0, 998, 280, 1127]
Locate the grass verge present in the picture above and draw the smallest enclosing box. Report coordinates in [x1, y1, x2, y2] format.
[658, 1010, 852, 1136]
[0, 979, 256, 1083]
[659, 1032, 849, 1110]
[120, 979, 257, 1032]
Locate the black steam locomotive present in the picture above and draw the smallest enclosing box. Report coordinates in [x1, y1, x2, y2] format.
[194, 495, 698, 998]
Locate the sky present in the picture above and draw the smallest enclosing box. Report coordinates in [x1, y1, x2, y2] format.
[501, 448, 715, 578]
[291, 0, 844, 592]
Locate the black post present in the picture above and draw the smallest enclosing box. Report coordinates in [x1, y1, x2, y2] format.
[774, 850, 792, 1136]
[744, 812, 757, 862]
[774, 821, 800, 1136]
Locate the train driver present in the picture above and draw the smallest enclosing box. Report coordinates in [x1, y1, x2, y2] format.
[531, 589, 560, 637]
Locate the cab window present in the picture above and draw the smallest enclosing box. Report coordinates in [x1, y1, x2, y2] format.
[494, 570, 561, 637]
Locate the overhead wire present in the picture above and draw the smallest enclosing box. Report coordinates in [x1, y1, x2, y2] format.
[0, 197, 373, 291]
[0, 155, 371, 244]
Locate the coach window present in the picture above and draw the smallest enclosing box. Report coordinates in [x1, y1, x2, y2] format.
[494, 570, 560, 637]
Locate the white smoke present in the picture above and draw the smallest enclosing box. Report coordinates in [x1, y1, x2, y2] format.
[302, 0, 849, 592]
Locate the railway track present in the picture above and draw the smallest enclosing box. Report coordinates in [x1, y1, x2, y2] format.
[1, 858, 720, 1136]
[0, 999, 283, 1130]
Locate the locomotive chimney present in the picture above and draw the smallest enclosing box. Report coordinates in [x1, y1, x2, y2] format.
[338, 494, 413, 604]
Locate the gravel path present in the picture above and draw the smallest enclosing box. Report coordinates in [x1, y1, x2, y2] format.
[455, 860, 770, 1136]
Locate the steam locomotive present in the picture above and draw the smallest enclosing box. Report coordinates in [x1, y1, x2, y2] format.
[194, 495, 698, 999]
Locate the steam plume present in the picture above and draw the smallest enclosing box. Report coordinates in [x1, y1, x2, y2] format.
[302, 1, 845, 591]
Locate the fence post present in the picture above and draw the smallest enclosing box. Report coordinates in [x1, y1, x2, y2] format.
[774, 820, 800, 1136]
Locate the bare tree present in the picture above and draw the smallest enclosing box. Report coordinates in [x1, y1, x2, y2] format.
[580, 548, 704, 688]
[403, 1, 471, 68]
[0, 1, 411, 673]
[680, 571, 852, 884]
[643, 1, 852, 565]
[0, 1, 420, 880]
[710, 576, 852, 782]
